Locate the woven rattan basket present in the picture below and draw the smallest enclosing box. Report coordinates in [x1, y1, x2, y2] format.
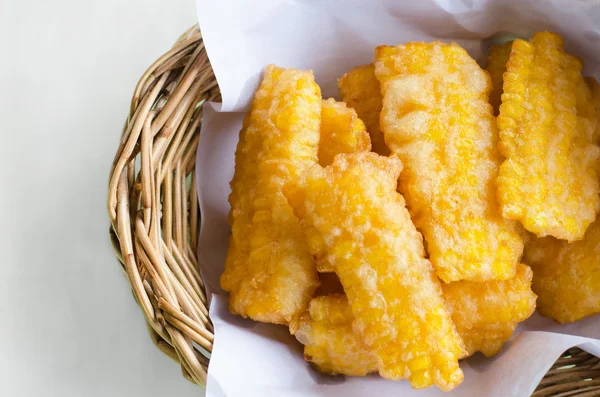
[107, 24, 600, 396]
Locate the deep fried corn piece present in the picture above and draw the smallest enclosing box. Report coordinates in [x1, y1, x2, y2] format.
[294, 295, 378, 376]
[374, 42, 522, 283]
[497, 32, 600, 241]
[301, 264, 535, 367]
[338, 65, 390, 155]
[296, 265, 534, 373]
[284, 152, 465, 391]
[458, 324, 517, 358]
[319, 98, 371, 167]
[523, 220, 600, 323]
[221, 65, 320, 324]
[486, 41, 513, 115]
[442, 264, 537, 357]
[317, 99, 371, 272]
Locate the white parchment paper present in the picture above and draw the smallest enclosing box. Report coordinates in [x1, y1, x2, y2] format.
[195, 1, 600, 396]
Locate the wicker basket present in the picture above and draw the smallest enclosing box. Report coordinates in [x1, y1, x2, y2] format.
[107, 24, 600, 396]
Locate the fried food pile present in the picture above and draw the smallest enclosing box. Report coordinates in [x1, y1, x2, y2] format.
[220, 31, 600, 392]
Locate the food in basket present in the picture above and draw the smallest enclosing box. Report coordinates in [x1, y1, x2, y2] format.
[220, 65, 321, 324]
[523, 219, 600, 324]
[486, 41, 513, 115]
[317, 98, 372, 271]
[284, 152, 465, 391]
[221, 30, 600, 392]
[338, 64, 389, 155]
[318, 98, 371, 167]
[294, 294, 378, 376]
[373, 42, 523, 283]
[442, 263, 537, 357]
[496, 32, 600, 241]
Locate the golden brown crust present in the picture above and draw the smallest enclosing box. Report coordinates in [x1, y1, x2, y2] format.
[221, 65, 321, 324]
[284, 152, 465, 391]
[374, 42, 522, 283]
[497, 32, 600, 241]
[338, 64, 390, 155]
[524, 220, 600, 323]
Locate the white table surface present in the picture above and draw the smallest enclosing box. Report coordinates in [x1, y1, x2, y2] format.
[0, 1, 204, 396]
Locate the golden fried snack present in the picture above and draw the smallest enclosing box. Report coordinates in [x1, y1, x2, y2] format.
[221, 65, 321, 324]
[317, 98, 371, 272]
[458, 324, 517, 358]
[296, 279, 531, 375]
[294, 295, 378, 376]
[338, 64, 390, 155]
[523, 219, 600, 323]
[486, 41, 512, 115]
[284, 152, 465, 391]
[296, 264, 535, 373]
[374, 42, 522, 283]
[442, 264, 537, 357]
[497, 32, 600, 241]
[319, 98, 371, 167]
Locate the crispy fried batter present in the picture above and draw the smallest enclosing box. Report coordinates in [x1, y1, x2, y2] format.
[523, 220, 600, 323]
[296, 262, 535, 374]
[319, 98, 371, 167]
[284, 152, 465, 391]
[458, 324, 517, 358]
[294, 295, 378, 376]
[317, 98, 372, 272]
[442, 264, 537, 357]
[486, 41, 513, 115]
[497, 32, 600, 241]
[338, 65, 390, 155]
[221, 65, 321, 324]
[374, 42, 522, 283]
[299, 264, 535, 371]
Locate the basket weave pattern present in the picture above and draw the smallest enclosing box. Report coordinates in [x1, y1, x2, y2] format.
[107, 24, 600, 396]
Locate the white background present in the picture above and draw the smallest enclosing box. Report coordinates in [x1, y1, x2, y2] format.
[0, 1, 203, 396]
